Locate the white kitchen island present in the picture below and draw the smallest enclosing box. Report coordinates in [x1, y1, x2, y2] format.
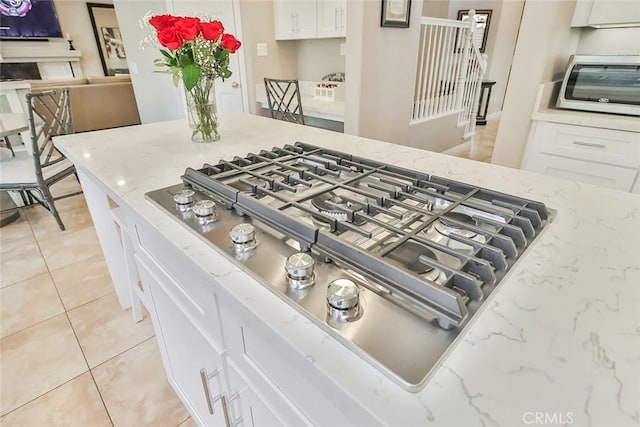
[54, 113, 639, 427]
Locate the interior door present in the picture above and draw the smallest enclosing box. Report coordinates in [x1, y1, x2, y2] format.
[170, 0, 247, 113]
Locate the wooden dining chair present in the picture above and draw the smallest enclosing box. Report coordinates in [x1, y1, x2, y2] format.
[264, 78, 305, 125]
[0, 88, 80, 230]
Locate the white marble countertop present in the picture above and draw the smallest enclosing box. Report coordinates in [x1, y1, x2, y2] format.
[55, 114, 640, 427]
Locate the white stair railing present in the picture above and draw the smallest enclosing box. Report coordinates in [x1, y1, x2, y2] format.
[411, 11, 487, 138]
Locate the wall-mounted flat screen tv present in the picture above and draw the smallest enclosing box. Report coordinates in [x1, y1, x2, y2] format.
[0, 0, 63, 39]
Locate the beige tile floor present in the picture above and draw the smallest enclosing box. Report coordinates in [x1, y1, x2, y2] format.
[0, 123, 498, 425]
[0, 176, 193, 427]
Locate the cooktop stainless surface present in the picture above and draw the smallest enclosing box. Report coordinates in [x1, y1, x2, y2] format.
[146, 142, 553, 391]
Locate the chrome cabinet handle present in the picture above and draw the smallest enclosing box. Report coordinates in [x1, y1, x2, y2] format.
[291, 13, 295, 33]
[340, 7, 344, 30]
[221, 392, 243, 427]
[200, 368, 222, 415]
[221, 394, 231, 427]
[335, 8, 339, 31]
[572, 141, 606, 149]
[200, 369, 215, 414]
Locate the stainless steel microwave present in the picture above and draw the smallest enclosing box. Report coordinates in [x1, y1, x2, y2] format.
[556, 55, 640, 116]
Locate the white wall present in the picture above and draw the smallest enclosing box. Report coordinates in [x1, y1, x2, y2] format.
[296, 38, 345, 81]
[239, 0, 299, 113]
[490, 0, 581, 168]
[345, 0, 465, 151]
[112, 0, 183, 123]
[55, 0, 115, 77]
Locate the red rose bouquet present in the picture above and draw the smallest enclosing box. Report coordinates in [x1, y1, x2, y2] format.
[144, 13, 242, 142]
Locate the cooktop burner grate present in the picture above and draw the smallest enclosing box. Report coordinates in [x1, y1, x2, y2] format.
[179, 142, 551, 329]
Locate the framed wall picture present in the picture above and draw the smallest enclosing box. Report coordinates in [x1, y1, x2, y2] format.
[87, 3, 129, 76]
[457, 9, 492, 53]
[381, 0, 412, 28]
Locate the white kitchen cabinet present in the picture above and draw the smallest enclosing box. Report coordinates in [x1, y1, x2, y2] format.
[224, 360, 291, 427]
[522, 121, 640, 192]
[274, 0, 317, 40]
[317, 0, 346, 38]
[136, 251, 228, 426]
[571, 0, 640, 27]
[216, 289, 379, 427]
[131, 217, 375, 426]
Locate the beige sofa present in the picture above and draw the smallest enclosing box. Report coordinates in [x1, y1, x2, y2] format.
[28, 76, 141, 133]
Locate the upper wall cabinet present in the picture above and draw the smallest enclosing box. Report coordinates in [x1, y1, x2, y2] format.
[571, 0, 640, 27]
[274, 0, 317, 40]
[317, 0, 346, 38]
[274, 0, 346, 40]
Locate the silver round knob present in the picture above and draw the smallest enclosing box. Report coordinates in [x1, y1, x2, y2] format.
[326, 279, 360, 310]
[192, 199, 216, 217]
[173, 189, 195, 211]
[229, 223, 255, 244]
[285, 253, 315, 279]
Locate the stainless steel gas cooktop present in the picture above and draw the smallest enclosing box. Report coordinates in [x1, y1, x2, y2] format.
[146, 142, 553, 391]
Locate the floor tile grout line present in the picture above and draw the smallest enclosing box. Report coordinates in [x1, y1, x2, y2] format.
[3, 210, 116, 426]
[60, 303, 116, 427]
[0, 270, 53, 291]
[89, 335, 157, 371]
[1, 282, 115, 341]
[0, 371, 89, 420]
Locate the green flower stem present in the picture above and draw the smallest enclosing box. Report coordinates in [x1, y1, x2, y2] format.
[187, 78, 219, 142]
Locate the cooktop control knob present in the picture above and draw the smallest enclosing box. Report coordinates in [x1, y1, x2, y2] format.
[192, 199, 217, 225]
[229, 223, 257, 251]
[173, 189, 195, 212]
[285, 252, 315, 289]
[326, 279, 360, 310]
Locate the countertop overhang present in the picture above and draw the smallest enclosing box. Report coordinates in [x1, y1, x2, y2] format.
[55, 113, 640, 426]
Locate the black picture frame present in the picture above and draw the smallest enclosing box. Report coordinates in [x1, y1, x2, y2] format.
[87, 3, 128, 76]
[456, 9, 492, 53]
[381, 0, 412, 28]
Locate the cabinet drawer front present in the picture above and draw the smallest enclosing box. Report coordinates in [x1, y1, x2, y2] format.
[218, 293, 381, 427]
[136, 255, 227, 426]
[134, 220, 224, 350]
[134, 249, 224, 353]
[538, 123, 640, 168]
[527, 153, 638, 191]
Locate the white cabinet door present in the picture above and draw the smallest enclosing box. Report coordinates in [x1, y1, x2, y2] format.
[224, 361, 287, 427]
[136, 254, 227, 426]
[317, 0, 346, 38]
[274, 0, 317, 40]
[588, 0, 640, 26]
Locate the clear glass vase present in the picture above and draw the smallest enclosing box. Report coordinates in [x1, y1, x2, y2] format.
[185, 77, 220, 143]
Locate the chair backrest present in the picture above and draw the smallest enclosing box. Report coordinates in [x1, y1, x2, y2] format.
[26, 88, 73, 175]
[264, 78, 305, 125]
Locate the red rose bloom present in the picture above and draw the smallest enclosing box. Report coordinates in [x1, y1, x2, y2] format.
[200, 20, 224, 41]
[149, 14, 178, 31]
[157, 27, 183, 50]
[220, 33, 241, 53]
[174, 17, 201, 41]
